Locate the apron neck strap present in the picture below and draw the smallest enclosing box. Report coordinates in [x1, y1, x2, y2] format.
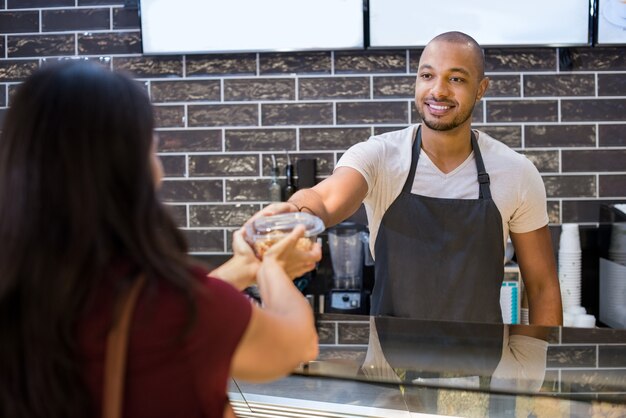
[403, 127, 492, 199]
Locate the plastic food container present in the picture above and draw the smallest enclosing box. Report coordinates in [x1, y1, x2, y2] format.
[246, 212, 325, 257]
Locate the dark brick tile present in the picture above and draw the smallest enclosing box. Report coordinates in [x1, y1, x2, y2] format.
[259, 51, 331, 75]
[563, 199, 626, 223]
[113, 56, 183, 78]
[0, 60, 39, 81]
[189, 154, 258, 177]
[225, 128, 295, 152]
[0, 11, 38, 33]
[525, 125, 596, 148]
[8, 84, 20, 103]
[374, 126, 406, 135]
[542, 175, 596, 198]
[78, 31, 141, 55]
[300, 77, 370, 100]
[563, 150, 626, 172]
[183, 229, 224, 253]
[300, 127, 370, 151]
[561, 369, 626, 393]
[547, 201, 560, 224]
[475, 125, 522, 148]
[600, 175, 626, 198]
[113, 7, 139, 29]
[159, 155, 185, 177]
[42, 9, 109, 32]
[78, 0, 124, 4]
[373, 75, 414, 99]
[0, 84, 5, 107]
[598, 73, 626, 96]
[524, 74, 595, 97]
[485, 74, 520, 97]
[337, 101, 407, 125]
[159, 179, 222, 202]
[337, 322, 369, 344]
[599, 345, 626, 367]
[563, 99, 626, 122]
[547, 346, 596, 368]
[153, 105, 184, 128]
[189, 204, 257, 227]
[407, 49, 423, 73]
[164, 204, 187, 227]
[224, 78, 295, 101]
[186, 53, 257, 77]
[8, 34, 74, 57]
[0, 59, 38, 81]
[157, 129, 222, 152]
[486, 100, 558, 122]
[599, 124, 626, 147]
[0, 108, 5, 127]
[568, 47, 626, 71]
[151, 80, 220, 103]
[261, 152, 334, 177]
[316, 322, 336, 345]
[519, 150, 559, 173]
[334, 50, 406, 74]
[262, 103, 332, 126]
[225, 178, 271, 202]
[484, 48, 556, 72]
[0, 35, 4, 56]
[188, 104, 258, 127]
[7, 0, 73, 7]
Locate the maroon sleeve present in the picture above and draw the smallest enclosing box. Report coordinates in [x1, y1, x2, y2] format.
[185, 267, 253, 414]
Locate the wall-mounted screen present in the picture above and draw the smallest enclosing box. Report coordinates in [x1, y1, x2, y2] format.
[369, 0, 592, 48]
[140, 0, 364, 54]
[597, 0, 626, 45]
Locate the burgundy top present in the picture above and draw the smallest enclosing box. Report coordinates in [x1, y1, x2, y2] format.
[78, 265, 252, 417]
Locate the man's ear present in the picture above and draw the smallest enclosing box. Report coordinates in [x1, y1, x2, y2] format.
[476, 77, 490, 102]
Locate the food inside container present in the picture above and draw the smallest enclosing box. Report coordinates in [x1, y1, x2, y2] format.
[246, 212, 325, 258]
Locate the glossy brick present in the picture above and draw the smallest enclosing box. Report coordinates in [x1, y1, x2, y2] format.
[0, 11, 38, 33]
[225, 128, 296, 152]
[157, 129, 222, 152]
[8, 34, 74, 57]
[151, 80, 220, 103]
[113, 7, 140, 29]
[563, 150, 626, 172]
[183, 229, 224, 253]
[599, 124, 626, 147]
[42, 9, 110, 32]
[525, 125, 596, 148]
[562, 99, 626, 122]
[300, 76, 370, 100]
[224, 78, 295, 101]
[484, 48, 556, 72]
[186, 54, 257, 77]
[262, 103, 333, 126]
[599, 175, 626, 197]
[113, 56, 183, 78]
[524, 74, 595, 97]
[159, 179, 223, 203]
[299, 127, 371, 150]
[259, 51, 331, 75]
[189, 204, 258, 227]
[337, 101, 407, 124]
[373, 75, 414, 99]
[334, 50, 406, 74]
[77, 32, 141, 55]
[542, 175, 596, 198]
[485, 74, 520, 97]
[225, 179, 272, 202]
[153, 105, 185, 128]
[0, 59, 38, 81]
[188, 154, 258, 177]
[188, 104, 258, 127]
[486, 100, 558, 122]
[159, 155, 185, 177]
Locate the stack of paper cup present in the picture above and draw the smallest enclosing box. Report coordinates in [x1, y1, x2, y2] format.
[609, 223, 626, 266]
[563, 305, 595, 327]
[558, 223, 582, 310]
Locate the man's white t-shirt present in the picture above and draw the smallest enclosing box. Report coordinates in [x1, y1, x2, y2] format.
[336, 124, 549, 259]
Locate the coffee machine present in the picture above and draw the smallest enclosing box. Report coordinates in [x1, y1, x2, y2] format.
[325, 222, 372, 314]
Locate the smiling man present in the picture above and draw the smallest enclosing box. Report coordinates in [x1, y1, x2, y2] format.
[253, 31, 562, 327]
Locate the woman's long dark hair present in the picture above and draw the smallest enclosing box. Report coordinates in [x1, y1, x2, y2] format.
[0, 61, 195, 417]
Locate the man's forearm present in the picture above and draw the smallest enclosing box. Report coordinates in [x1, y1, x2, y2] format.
[288, 188, 333, 226]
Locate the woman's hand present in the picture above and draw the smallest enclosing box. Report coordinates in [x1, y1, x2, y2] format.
[209, 228, 261, 291]
[262, 225, 322, 280]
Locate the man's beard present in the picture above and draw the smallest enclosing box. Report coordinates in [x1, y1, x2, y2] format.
[417, 104, 474, 131]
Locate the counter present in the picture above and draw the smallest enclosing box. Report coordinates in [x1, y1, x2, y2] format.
[229, 314, 626, 417]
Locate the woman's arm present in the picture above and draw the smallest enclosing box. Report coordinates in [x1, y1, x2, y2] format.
[229, 226, 320, 382]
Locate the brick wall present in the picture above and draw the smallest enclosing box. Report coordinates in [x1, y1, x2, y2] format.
[1, 1, 625, 260]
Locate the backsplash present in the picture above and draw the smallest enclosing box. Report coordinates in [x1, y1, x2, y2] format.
[1, 1, 625, 260]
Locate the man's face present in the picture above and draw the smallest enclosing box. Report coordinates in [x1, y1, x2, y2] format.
[414, 40, 489, 132]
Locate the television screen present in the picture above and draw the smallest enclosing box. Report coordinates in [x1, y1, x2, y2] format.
[140, 0, 364, 54]
[368, 0, 591, 48]
[597, 0, 626, 45]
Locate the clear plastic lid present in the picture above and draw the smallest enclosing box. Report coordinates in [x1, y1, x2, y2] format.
[246, 212, 325, 242]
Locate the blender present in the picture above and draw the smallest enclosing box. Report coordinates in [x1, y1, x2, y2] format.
[326, 222, 370, 314]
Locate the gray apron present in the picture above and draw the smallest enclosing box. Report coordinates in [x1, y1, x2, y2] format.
[371, 126, 504, 323]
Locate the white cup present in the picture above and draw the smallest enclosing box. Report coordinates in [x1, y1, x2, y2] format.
[566, 305, 586, 315]
[611, 0, 626, 19]
[574, 314, 596, 328]
[560, 224, 581, 252]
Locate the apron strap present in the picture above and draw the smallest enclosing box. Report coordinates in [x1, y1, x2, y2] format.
[403, 127, 493, 199]
[471, 131, 492, 200]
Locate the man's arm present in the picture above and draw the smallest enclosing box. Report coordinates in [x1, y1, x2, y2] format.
[510, 225, 563, 326]
[289, 167, 368, 228]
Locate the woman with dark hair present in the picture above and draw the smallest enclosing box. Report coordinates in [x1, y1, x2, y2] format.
[0, 60, 320, 418]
